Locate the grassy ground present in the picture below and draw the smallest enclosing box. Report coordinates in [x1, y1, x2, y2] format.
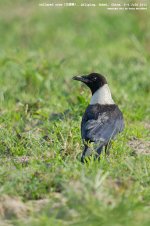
[0, 1, 150, 225]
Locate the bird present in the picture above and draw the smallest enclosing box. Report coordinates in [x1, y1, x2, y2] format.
[72, 72, 124, 162]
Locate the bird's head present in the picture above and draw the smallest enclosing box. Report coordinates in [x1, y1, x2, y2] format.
[72, 73, 107, 95]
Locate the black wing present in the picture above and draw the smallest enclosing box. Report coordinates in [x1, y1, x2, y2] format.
[81, 104, 124, 145]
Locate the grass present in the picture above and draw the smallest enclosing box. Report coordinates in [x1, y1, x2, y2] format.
[0, 0, 150, 225]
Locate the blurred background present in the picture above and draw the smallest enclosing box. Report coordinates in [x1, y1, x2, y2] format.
[0, 0, 150, 225]
[0, 0, 149, 114]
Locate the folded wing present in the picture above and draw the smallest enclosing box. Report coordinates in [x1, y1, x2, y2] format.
[81, 105, 124, 146]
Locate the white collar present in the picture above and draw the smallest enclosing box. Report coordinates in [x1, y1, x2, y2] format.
[90, 84, 115, 105]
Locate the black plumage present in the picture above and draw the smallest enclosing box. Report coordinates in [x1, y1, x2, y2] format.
[81, 104, 124, 162]
[73, 72, 124, 162]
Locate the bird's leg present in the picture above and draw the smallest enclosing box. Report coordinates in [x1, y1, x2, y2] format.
[105, 141, 111, 155]
[81, 143, 90, 163]
[105, 145, 108, 155]
[81, 147, 86, 163]
[94, 145, 103, 161]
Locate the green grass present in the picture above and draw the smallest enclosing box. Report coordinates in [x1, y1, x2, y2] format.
[0, 1, 150, 225]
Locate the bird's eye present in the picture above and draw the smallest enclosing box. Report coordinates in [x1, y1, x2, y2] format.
[93, 77, 97, 81]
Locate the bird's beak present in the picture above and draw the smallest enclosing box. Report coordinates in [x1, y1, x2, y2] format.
[72, 75, 89, 84]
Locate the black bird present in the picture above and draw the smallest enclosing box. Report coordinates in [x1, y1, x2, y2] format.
[73, 73, 124, 162]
